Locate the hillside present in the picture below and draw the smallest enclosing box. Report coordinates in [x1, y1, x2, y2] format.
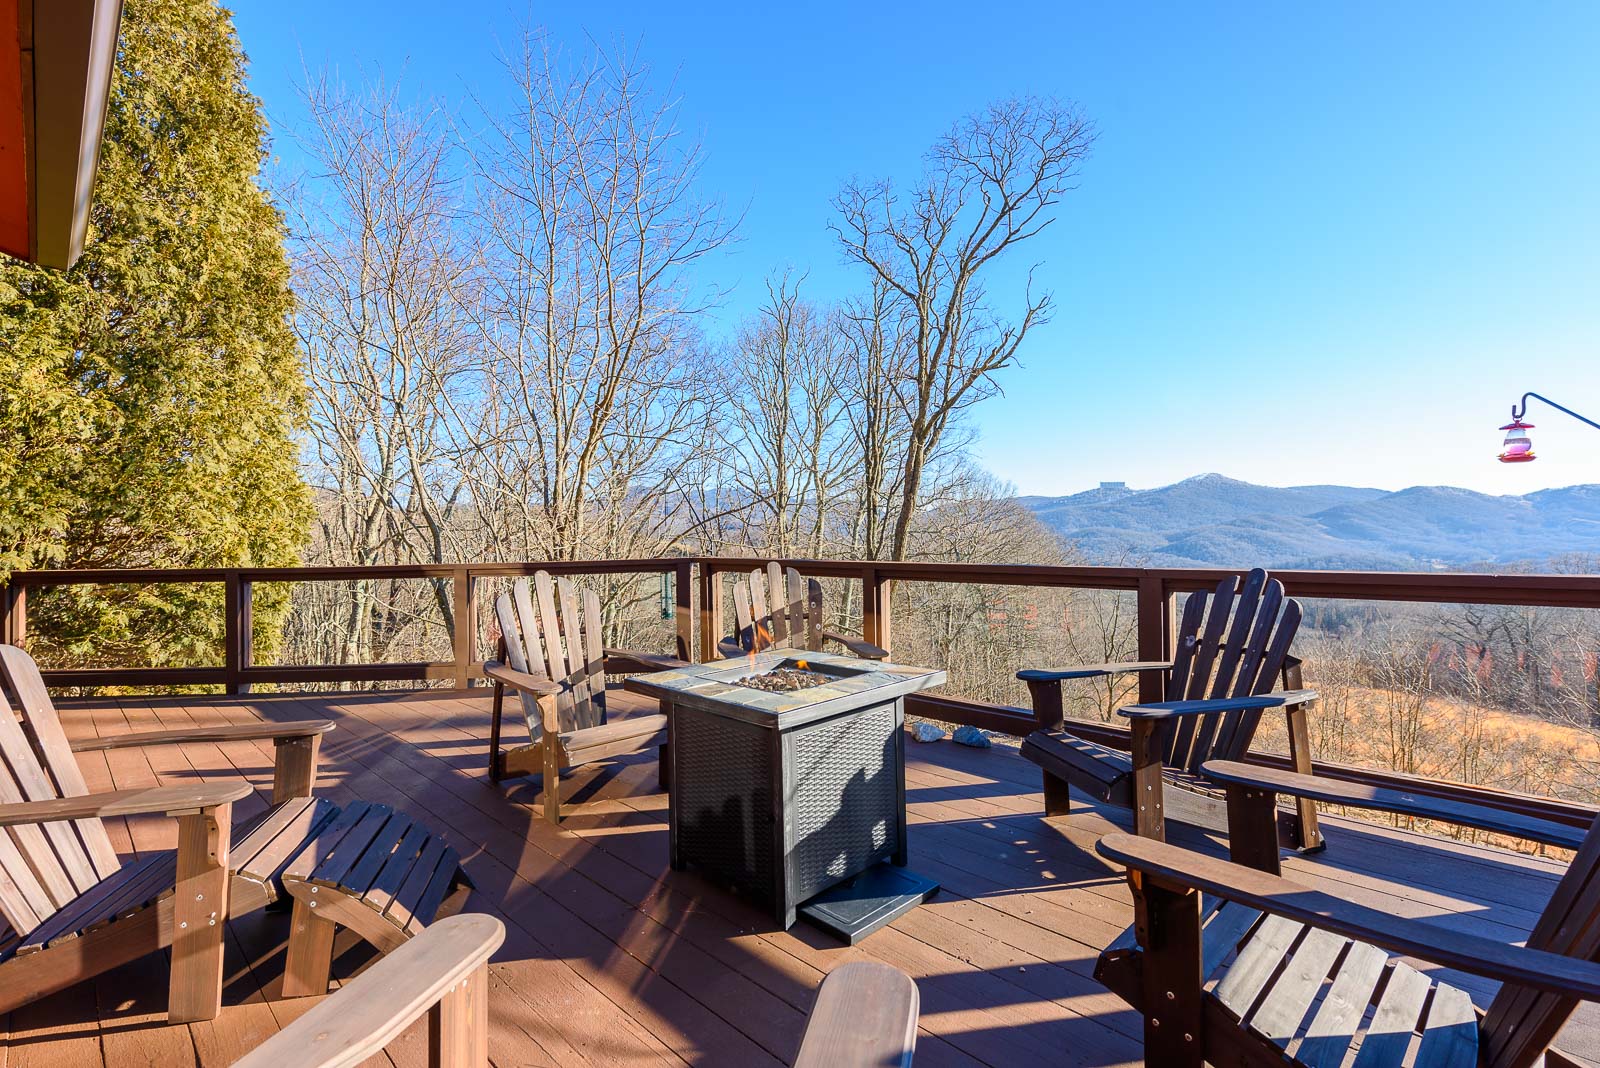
[1022, 474, 1600, 569]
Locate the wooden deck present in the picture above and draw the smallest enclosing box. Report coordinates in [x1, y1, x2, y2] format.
[8, 687, 1597, 1067]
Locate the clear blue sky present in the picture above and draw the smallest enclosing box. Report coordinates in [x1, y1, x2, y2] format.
[231, 0, 1600, 498]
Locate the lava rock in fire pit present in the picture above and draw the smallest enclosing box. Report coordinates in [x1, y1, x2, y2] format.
[737, 667, 830, 693]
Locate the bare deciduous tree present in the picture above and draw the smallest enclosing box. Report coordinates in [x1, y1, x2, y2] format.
[457, 36, 733, 564]
[289, 75, 473, 663]
[832, 96, 1095, 560]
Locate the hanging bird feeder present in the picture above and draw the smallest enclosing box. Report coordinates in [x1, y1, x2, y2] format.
[1498, 419, 1535, 463]
[1497, 393, 1600, 466]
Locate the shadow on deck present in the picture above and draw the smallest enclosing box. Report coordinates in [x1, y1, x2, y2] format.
[11, 687, 1593, 1067]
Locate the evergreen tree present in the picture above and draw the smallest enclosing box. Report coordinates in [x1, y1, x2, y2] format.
[0, 0, 309, 670]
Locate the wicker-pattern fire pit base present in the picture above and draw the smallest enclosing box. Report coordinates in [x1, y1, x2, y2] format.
[626, 651, 946, 931]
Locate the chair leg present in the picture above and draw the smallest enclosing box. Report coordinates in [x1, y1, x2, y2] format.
[658, 742, 671, 790]
[282, 894, 337, 998]
[1131, 720, 1166, 841]
[488, 682, 506, 782]
[542, 743, 562, 826]
[430, 962, 490, 1067]
[169, 806, 231, 1023]
[1043, 771, 1072, 817]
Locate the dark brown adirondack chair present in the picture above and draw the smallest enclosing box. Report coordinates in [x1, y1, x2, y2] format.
[1017, 567, 1320, 846]
[484, 572, 686, 824]
[717, 562, 888, 661]
[0, 644, 337, 1022]
[1094, 766, 1600, 1068]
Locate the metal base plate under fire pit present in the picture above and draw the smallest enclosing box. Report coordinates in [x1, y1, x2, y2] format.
[798, 863, 939, 944]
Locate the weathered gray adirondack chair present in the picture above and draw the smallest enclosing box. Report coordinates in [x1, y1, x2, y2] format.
[485, 572, 686, 824]
[0, 644, 337, 1022]
[1095, 763, 1600, 1068]
[237, 913, 506, 1068]
[717, 562, 888, 661]
[793, 961, 920, 1068]
[1016, 567, 1320, 846]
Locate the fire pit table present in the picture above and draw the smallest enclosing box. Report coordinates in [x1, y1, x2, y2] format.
[625, 650, 946, 938]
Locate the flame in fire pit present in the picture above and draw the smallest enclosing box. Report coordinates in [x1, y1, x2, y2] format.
[749, 621, 772, 669]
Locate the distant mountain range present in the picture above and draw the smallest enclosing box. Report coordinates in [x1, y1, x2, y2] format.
[1019, 474, 1600, 570]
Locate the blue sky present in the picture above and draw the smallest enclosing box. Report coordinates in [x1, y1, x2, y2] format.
[232, 1, 1600, 498]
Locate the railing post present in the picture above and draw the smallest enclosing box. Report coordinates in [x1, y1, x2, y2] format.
[224, 571, 247, 695]
[674, 560, 694, 662]
[862, 566, 891, 655]
[1136, 573, 1173, 704]
[698, 559, 720, 663]
[452, 567, 475, 690]
[1, 581, 19, 647]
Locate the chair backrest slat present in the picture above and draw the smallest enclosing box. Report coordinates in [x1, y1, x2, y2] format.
[579, 586, 607, 724]
[1164, 592, 1210, 702]
[765, 562, 788, 643]
[494, 591, 545, 742]
[800, 570, 822, 651]
[1482, 815, 1600, 1068]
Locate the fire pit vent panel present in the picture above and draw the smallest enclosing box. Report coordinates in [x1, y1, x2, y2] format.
[788, 704, 898, 902]
[674, 712, 773, 895]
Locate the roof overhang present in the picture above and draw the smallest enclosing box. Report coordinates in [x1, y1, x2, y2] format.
[1, 0, 123, 270]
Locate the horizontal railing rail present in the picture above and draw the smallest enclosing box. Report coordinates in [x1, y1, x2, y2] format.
[1, 559, 696, 691]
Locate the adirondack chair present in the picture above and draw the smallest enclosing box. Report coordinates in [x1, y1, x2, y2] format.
[717, 562, 888, 661]
[235, 912, 505, 1068]
[0, 644, 337, 1022]
[484, 572, 687, 824]
[1093, 766, 1600, 1068]
[1015, 567, 1320, 846]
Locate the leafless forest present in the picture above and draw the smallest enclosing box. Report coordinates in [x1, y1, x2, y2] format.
[270, 42, 1600, 836]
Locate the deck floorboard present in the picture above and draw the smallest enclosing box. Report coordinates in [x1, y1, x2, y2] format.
[1, 687, 1587, 1067]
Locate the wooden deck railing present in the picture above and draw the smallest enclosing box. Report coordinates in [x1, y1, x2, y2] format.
[8, 556, 1600, 835]
[8, 555, 1600, 731]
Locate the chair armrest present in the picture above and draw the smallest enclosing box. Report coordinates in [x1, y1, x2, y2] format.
[1096, 832, 1600, 1000]
[821, 630, 890, 660]
[602, 648, 691, 674]
[715, 635, 746, 660]
[793, 961, 919, 1068]
[1117, 689, 1319, 720]
[1017, 662, 1172, 683]
[0, 783, 252, 827]
[231, 913, 506, 1068]
[1202, 759, 1589, 850]
[483, 660, 564, 696]
[70, 720, 335, 753]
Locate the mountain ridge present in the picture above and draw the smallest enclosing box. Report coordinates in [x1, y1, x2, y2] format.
[1020, 474, 1600, 569]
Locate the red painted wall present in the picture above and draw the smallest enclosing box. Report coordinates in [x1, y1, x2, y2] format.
[0, 0, 31, 262]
